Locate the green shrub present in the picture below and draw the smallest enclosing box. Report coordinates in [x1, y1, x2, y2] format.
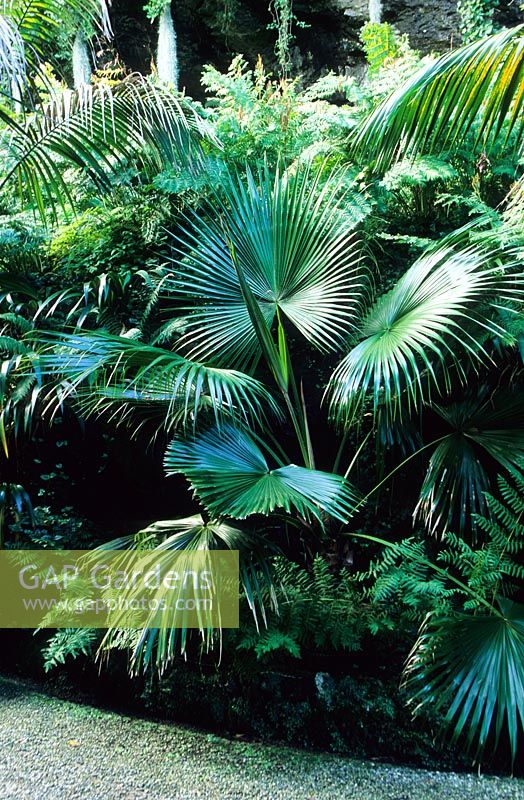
[49, 199, 170, 282]
[201, 55, 361, 165]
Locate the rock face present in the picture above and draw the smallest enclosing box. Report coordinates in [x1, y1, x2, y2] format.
[335, 0, 459, 52]
[110, 0, 524, 97]
[333, 0, 522, 54]
[383, 0, 459, 52]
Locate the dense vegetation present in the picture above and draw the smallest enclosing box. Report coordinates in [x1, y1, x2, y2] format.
[1, 0, 524, 773]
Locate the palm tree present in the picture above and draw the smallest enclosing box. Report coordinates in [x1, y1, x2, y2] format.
[72, 30, 93, 89]
[1, 1, 108, 91]
[38, 161, 524, 676]
[143, 1, 179, 87]
[0, 0, 208, 218]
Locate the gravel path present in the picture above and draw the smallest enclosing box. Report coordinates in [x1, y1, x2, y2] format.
[0, 676, 523, 800]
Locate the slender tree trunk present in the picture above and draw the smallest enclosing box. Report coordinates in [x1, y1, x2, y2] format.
[369, 0, 382, 23]
[72, 30, 92, 89]
[11, 78, 22, 115]
[157, 3, 179, 88]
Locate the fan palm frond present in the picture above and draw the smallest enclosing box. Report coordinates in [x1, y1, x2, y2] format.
[415, 389, 524, 536]
[37, 330, 278, 431]
[327, 236, 524, 427]
[163, 163, 364, 368]
[164, 424, 359, 523]
[404, 599, 524, 763]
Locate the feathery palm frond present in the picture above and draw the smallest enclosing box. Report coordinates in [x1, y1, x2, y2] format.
[353, 24, 524, 171]
[0, 11, 25, 95]
[1, 0, 111, 87]
[1, 78, 213, 219]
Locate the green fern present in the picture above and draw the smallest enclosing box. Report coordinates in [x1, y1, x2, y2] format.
[42, 628, 98, 672]
[237, 630, 301, 659]
[443, 466, 524, 606]
[360, 466, 524, 617]
[237, 555, 388, 660]
[360, 23, 399, 76]
[358, 538, 455, 618]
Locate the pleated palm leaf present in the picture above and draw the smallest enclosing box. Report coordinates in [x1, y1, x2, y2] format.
[164, 424, 359, 523]
[94, 424, 358, 672]
[97, 515, 278, 672]
[415, 389, 524, 536]
[164, 163, 364, 369]
[404, 599, 524, 763]
[327, 234, 523, 427]
[353, 24, 524, 172]
[37, 330, 278, 433]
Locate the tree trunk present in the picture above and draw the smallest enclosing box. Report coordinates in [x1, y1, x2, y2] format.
[157, 3, 179, 88]
[72, 30, 92, 89]
[369, 0, 382, 24]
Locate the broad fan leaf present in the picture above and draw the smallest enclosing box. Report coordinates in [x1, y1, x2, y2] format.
[38, 331, 278, 431]
[164, 424, 359, 522]
[404, 599, 524, 762]
[162, 163, 364, 367]
[415, 389, 524, 536]
[98, 516, 278, 672]
[328, 236, 524, 426]
[353, 24, 524, 171]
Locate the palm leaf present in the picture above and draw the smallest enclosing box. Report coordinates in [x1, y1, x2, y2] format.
[404, 599, 524, 762]
[327, 236, 524, 427]
[98, 516, 279, 672]
[163, 163, 364, 368]
[1, 78, 213, 219]
[164, 424, 359, 522]
[37, 331, 278, 431]
[353, 24, 524, 171]
[415, 389, 524, 536]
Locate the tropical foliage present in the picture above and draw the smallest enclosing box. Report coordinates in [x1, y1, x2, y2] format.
[1, 0, 524, 769]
